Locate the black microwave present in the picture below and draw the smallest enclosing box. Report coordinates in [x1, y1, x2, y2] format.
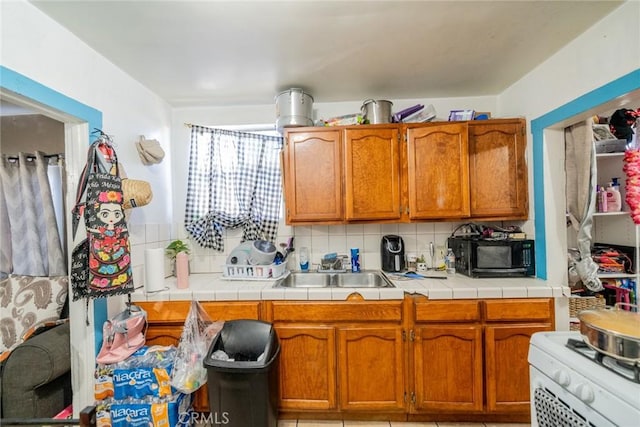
[447, 237, 535, 278]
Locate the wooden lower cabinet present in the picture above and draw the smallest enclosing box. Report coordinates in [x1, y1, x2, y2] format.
[485, 324, 553, 413]
[338, 326, 405, 412]
[409, 297, 554, 422]
[275, 325, 337, 410]
[137, 301, 261, 413]
[266, 299, 406, 416]
[139, 297, 553, 421]
[413, 324, 484, 412]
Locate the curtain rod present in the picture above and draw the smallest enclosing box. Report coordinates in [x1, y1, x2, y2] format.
[5, 153, 64, 162]
[184, 122, 278, 132]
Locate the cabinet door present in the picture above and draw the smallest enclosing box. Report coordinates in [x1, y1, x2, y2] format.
[344, 127, 402, 221]
[468, 120, 528, 218]
[275, 325, 337, 410]
[283, 129, 343, 223]
[413, 324, 483, 413]
[484, 323, 553, 413]
[337, 326, 405, 412]
[406, 123, 470, 219]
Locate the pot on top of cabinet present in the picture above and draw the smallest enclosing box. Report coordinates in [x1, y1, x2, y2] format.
[361, 99, 393, 124]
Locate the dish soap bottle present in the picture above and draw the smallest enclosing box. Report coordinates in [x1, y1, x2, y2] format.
[606, 181, 622, 212]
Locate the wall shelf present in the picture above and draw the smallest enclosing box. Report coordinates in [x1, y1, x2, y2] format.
[593, 211, 629, 217]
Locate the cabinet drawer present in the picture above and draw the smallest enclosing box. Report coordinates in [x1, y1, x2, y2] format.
[138, 301, 260, 324]
[415, 300, 481, 322]
[270, 301, 403, 322]
[484, 298, 553, 322]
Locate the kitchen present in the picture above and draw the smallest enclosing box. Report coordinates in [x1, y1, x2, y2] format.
[1, 1, 640, 426]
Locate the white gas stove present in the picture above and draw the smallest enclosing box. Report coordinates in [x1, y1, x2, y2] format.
[528, 331, 640, 427]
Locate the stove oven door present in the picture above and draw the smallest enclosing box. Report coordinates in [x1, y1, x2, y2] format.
[530, 366, 615, 427]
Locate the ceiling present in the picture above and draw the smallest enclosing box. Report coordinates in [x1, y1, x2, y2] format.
[29, 1, 623, 108]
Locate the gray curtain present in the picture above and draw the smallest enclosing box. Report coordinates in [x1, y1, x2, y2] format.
[565, 119, 602, 291]
[0, 152, 66, 277]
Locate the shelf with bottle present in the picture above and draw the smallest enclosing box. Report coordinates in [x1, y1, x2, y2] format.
[593, 210, 629, 217]
[596, 152, 625, 160]
[598, 272, 636, 279]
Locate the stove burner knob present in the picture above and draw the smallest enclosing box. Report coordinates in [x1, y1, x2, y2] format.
[553, 369, 571, 387]
[575, 383, 595, 403]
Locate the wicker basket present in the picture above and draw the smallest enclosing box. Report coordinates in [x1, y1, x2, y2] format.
[569, 296, 606, 318]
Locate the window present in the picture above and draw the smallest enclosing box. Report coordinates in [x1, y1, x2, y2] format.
[183, 124, 283, 251]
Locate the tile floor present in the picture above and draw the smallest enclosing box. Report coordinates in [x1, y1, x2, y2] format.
[277, 421, 530, 427]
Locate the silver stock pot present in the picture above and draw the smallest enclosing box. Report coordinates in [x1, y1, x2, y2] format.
[275, 88, 314, 131]
[578, 303, 640, 362]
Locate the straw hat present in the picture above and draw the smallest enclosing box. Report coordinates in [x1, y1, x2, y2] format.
[122, 178, 153, 209]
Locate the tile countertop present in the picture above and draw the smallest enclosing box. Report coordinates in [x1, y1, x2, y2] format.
[130, 271, 570, 303]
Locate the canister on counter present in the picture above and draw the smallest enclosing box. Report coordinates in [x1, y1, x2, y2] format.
[350, 248, 361, 272]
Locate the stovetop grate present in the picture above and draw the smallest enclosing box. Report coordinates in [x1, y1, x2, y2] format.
[566, 338, 640, 383]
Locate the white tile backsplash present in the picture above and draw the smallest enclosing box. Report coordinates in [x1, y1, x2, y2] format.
[128, 223, 146, 245]
[149, 219, 503, 274]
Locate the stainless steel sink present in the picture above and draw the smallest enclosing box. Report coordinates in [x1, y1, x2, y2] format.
[274, 270, 395, 288]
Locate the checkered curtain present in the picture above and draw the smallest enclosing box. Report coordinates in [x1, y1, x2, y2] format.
[184, 125, 283, 251]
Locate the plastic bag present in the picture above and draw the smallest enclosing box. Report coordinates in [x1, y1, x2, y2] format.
[170, 301, 223, 394]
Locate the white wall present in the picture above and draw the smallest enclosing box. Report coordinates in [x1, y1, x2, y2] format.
[498, 1, 639, 120]
[497, 0, 640, 285]
[1, 0, 173, 227]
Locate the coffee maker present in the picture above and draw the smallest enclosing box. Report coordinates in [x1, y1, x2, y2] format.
[381, 235, 405, 272]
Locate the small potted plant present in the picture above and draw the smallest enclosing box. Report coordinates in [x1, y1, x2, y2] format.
[416, 254, 428, 272]
[166, 239, 190, 289]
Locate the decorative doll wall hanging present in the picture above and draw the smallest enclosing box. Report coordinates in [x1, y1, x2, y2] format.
[71, 130, 134, 303]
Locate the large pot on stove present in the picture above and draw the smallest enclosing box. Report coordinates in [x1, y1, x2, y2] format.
[577, 303, 640, 362]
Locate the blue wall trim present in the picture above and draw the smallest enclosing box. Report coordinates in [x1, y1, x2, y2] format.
[0, 65, 107, 355]
[531, 68, 640, 280]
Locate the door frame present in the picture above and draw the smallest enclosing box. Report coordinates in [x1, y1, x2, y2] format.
[1, 65, 105, 414]
[530, 69, 640, 281]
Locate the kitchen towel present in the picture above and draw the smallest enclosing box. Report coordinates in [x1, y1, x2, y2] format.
[144, 248, 167, 293]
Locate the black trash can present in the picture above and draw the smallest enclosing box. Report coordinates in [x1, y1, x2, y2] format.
[204, 319, 280, 427]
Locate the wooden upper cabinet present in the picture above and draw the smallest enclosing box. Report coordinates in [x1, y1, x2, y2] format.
[406, 123, 470, 219]
[283, 129, 343, 223]
[282, 120, 529, 224]
[468, 119, 528, 219]
[344, 127, 402, 221]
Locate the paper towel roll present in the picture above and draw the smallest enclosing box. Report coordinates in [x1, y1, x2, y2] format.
[145, 248, 166, 293]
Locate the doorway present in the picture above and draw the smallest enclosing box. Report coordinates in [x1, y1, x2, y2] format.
[530, 69, 640, 284]
[0, 66, 104, 415]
